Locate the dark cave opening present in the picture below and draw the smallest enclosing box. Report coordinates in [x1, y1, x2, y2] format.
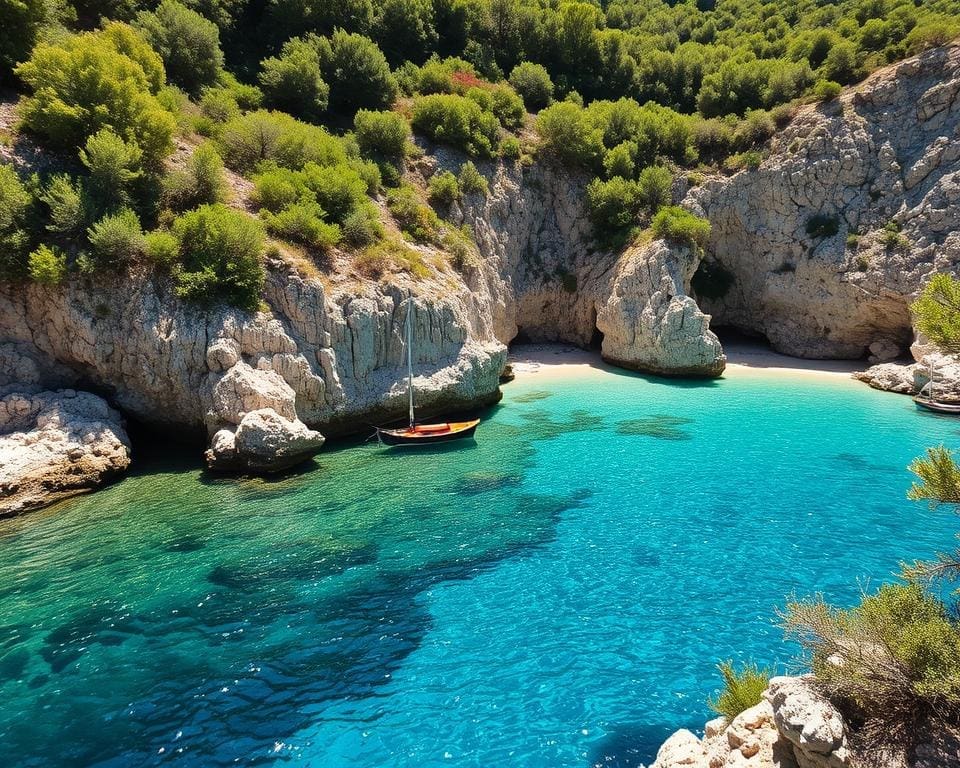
[710, 324, 773, 349]
[589, 309, 604, 350]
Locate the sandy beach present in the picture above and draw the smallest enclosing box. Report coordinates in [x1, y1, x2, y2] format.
[508, 342, 865, 382]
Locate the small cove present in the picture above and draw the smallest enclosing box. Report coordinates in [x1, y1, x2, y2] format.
[1, 354, 958, 767]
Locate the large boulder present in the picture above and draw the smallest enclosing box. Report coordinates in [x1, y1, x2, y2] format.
[0, 390, 131, 515]
[205, 408, 325, 473]
[765, 676, 850, 768]
[597, 240, 726, 377]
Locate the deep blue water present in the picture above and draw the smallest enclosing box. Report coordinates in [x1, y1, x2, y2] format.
[1, 359, 958, 767]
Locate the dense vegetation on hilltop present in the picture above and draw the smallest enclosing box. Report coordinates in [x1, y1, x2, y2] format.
[1, 0, 957, 308]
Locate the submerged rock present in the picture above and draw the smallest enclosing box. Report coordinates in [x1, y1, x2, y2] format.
[0, 390, 131, 515]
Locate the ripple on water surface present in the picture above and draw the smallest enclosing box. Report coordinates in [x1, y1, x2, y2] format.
[0, 366, 958, 767]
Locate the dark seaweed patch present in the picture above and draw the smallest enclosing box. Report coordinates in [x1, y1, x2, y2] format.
[458, 471, 524, 495]
[513, 390, 553, 403]
[616, 415, 693, 440]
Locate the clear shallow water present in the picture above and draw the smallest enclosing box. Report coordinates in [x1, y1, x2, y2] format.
[2, 363, 959, 768]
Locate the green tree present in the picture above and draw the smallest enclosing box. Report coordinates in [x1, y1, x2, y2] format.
[509, 62, 554, 111]
[259, 36, 329, 119]
[373, 0, 437, 65]
[586, 176, 640, 230]
[317, 31, 398, 113]
[536, 102, 604, 169]
[911, 273, 960, 355]
[0, 0, 64, 84]
[16, 24, 175, 162]
[136, 0, 223, 95]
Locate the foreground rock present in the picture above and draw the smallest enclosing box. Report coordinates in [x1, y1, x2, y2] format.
[856, 350, 960, 400]
[0, 390, 131, 515]
[688, 45, 960, 360]
[652, 676, 849, 768]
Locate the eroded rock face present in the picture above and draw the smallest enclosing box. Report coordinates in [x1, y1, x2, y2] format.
[688, 45, 960, 360]
[597, 240, 725, 376]
[0, 389, 131, 515]
[0, 153, 722, 479]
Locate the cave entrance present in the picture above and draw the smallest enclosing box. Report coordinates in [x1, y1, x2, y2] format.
[710, 325, 772, 350]
[589, 308, 604, 350]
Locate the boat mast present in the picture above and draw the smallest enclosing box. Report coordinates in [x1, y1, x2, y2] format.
[406, 299, 415, 427]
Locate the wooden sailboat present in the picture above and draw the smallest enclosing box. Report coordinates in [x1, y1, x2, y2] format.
[914, 361, 960, 414]
[377, 301, 480, 447]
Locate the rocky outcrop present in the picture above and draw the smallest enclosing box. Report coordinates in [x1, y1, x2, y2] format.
[596, 240, 725, 376]
[652, 676, 850, 768]
[0, 389, 131, 515]
[688, 45, 960, 360]
[0, 152, 722, 481]
[856, 349, 960, 399]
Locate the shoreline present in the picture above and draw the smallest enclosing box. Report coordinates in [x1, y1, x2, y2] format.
[508, 342, 866, 383]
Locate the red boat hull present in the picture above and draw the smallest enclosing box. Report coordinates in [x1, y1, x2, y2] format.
[378, 419, 480, 446]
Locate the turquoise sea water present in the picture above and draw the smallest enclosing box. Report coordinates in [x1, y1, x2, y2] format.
[2, 360, 959, 768]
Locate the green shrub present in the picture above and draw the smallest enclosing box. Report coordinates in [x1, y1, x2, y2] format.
[387, 185, 439, 243]
[707, 661, 770, 720]
[458, 161, 487, 196]
[86, 208, 146, 270]
[27, 245, 67, 285]
[411, 94, 500, 157]
[812, 79, 843, 102]
[637, 166, 673, 214]
[261, 199, 341, 250]
[536, 102, 604, 169]
[317, 30, 398, 113]
[906, 19, 960, 55]
[881, 220, 909, 249]
[144, 229, 179, 266]
[136, 0, 223, 96]
[80, 129, 143, 211]
[732, 110, 775, 151]
[199, 88, 241, 125]
[251, 167, 301, 212]
[217, 111, 347, 174]
[164, 143, 227, 211]
[341, 205, 383, 247]
[783, 582, 960, 749]
[651, 206, 711, 250]
[499, 136, 522, 160]
[40, 175, 85, 238]
[16, 24, 175, 163]
[300, 162, 368, 224]
[489, 84, 525, 131]
[259, 36, 329, 120]
[217, 72, 263, 111]
[172, 204, 265, 310]
[353, 109, 410, 158]
[604, 142, 637, 180]
[354, 237, 429, 279]
[509, 62, 553, 111]
[806, 213, 839, 238]
[0, 165, 32, 280]
[428, 171, 459, 207]
[845, 233, 859, 249]
[586, 177, 640, 230]
[414, 56, 476, 95]
[911, 274, 960, 356]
